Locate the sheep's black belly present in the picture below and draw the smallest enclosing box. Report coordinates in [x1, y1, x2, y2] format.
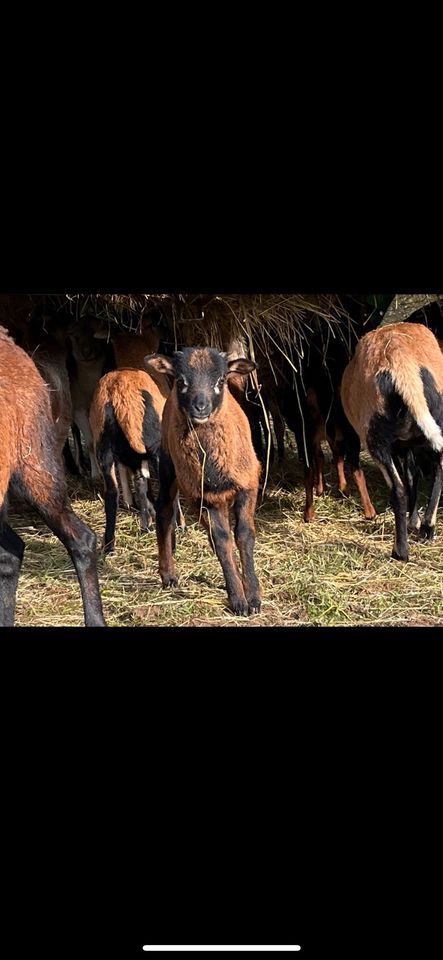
[201, 456, 237, 494]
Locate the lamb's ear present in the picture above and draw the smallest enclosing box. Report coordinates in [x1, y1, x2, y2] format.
[144, 353, 176, 377]
[226, 357, 257, 377]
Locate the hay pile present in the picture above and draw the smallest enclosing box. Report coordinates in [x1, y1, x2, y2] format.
[43, 292, 362, 361]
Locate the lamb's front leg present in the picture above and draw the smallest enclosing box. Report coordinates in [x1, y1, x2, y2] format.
[233, 489, 261, 614]
[155, 451, 179, 587]
[201, 503, 249, 616]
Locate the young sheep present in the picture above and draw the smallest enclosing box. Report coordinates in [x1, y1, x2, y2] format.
[89, 368, 171, 554]
[341, 322, 443, 561]
[93, 310, 167, 509]
[145, 347, 262, 616]
[0, 327, 105, 626]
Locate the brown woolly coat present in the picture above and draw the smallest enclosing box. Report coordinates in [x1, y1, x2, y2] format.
[161, 385, 261, 505]
[90, 368, 170, 453]
[111, 328, 162, 370]
[341, 322, 443, 450]
[0, 326, 65, 511]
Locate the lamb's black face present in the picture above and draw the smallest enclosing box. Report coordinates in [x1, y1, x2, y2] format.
[173, 348, 229, 423]
[144, 347, 257, 424]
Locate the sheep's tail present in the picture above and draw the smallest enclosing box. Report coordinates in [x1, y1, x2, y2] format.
[391, 360, 443, 452]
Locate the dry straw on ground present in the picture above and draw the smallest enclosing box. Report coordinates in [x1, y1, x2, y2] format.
[9, 448, 443, 628]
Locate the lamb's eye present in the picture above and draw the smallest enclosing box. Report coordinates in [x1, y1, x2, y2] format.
[177, 377, 188, 392]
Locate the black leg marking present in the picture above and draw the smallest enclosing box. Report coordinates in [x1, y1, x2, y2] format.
[155, 449, 178, 587]
[233, 490, 261, 614]
[42, 507, 105, 625]
[96, 443, 118, 555]
[404, 450, 421, 533]
[420, 452, 443, 540]
[201, 504, 248, 615]
[0, 524, 25, 627]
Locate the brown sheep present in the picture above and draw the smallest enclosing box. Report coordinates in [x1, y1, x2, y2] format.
[93, 311, 167, 507]
[341, 322, 443, 561]
[90, 368, 175, 554]
[93, 311, 165, 369]
[145, 347, 262, 616]
[1, 303, 74, 460]
[0, 326, 105, 626]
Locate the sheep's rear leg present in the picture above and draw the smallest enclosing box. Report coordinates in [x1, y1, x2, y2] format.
[22, 465, 106, 626]
[233, 490, 261, 614]
[314, 442, 325, 496]
[0, 524, 25, 627]
[134, 468, 155, 533]
[373, 454, 409, 561]
[420, 452, 443, 540]
[71, 422, 90, 476]
[117, 463, 133, 509]
[404, 450, 421, 533]
[73, 409, 101, 482]
[175, 496, 186, 531]
[303, 462, 316, 521]
[96, 447, 119, 555]
[201, 504, 249, 616]
[63, 437, 81, 477]
[155, 451, 178, 588]
[292, 413, 317, 521]
[341, 418, 377, 520]
[40, 503, 105, 625]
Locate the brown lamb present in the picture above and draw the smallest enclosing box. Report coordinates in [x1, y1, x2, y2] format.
[93, 311, 167, 506]
[90, 367, 182, 553]
[145, 346, 262, 616]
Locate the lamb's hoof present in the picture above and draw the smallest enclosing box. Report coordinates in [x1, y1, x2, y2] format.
[140, 523, 155, 534]
[304, 511, 316, 523]
[391, 549, 409, 562]
[162, 574, 178, 589]
[103, 543, 115, 556]
[230, 598, 249, 617]
[365, 510, 377, 521]
[419, 524, 436, 541]
[248, 598, 261, 615]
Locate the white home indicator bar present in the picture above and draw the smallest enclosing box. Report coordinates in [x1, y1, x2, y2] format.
[143, 949, 301, 953]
